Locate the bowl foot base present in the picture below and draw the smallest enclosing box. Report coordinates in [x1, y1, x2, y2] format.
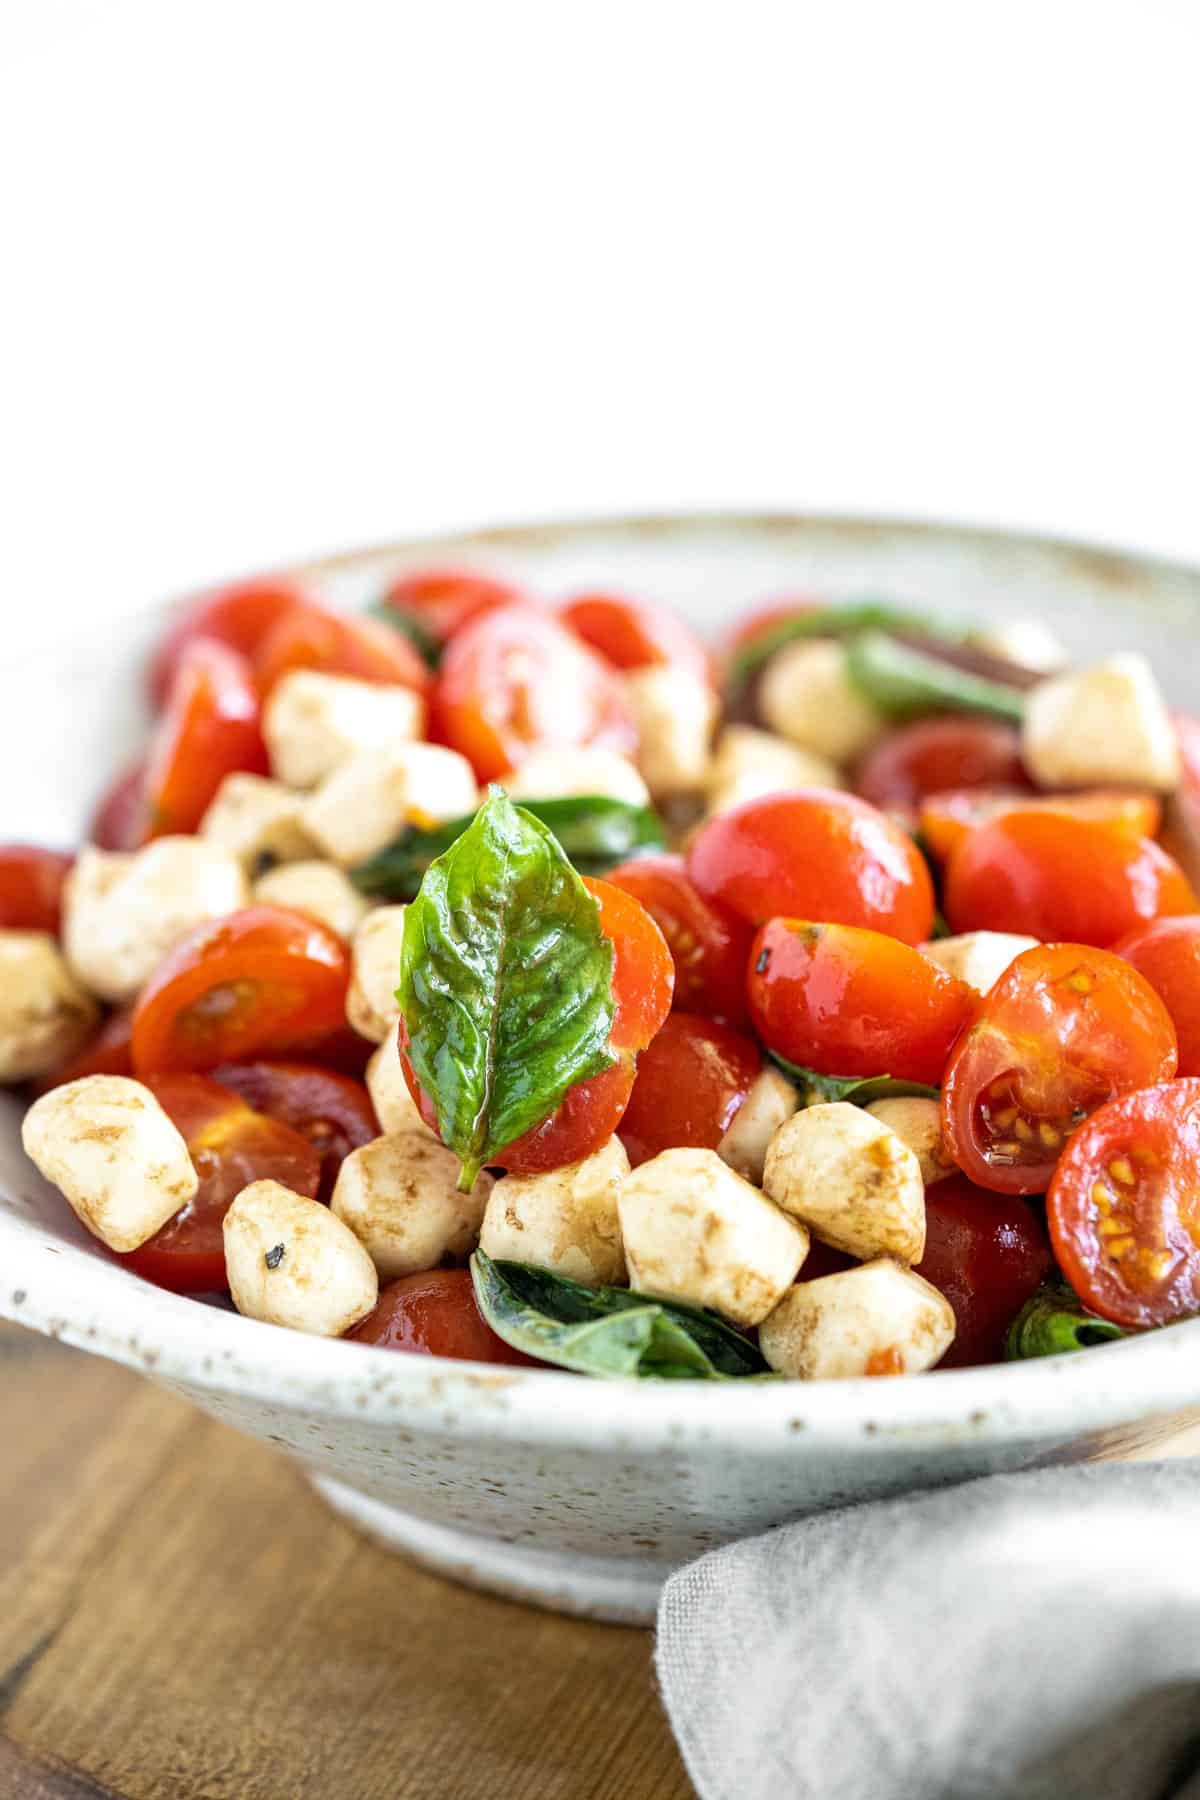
[310, 1476, 670, 1624]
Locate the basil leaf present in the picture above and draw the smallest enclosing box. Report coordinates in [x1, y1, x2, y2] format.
[471, 1252, 768, 1379]
[367, 598, 443, 670]
[768, 1054, 940, 1109]
[353, 795, 665, 900]
[726, 601, 968, 700]
[1004, 1288, 1126, 1360]
[398, 790, 616, 1189]
[844, 631, 1026, 723]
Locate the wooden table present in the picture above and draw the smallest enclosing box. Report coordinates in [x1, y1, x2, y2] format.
[0, 1323, 691, 1800]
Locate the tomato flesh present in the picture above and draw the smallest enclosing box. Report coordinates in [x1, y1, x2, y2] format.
[606, 854, 753, 1026]
[914, 1175, 1053, 1366]
[941, 943, 1178, 1195]
[1115, 917, 1200, 1078]
[142, 639, 268, 840]
[255, 598, 430, 700]
[619, 1012, 761, 1167]
[561, 592, 710, 679]
[150, 578, 308, 707]
[582, 877, 673, 1053]
[854, 716, 1029, 818]
[0, 846, 73, 935]
[919, 787, 1163, 865]
[379, 568, 523, 648]
[90, 762, 148, 851]
[349, 1269, 536, 1365]
[210, 1060, 379, 1202]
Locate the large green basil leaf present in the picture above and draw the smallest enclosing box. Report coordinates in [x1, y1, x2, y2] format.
[844, 631, 1026, 723]
[726, 600, 968, 701]
[353, 795, 665, 901]
[1004, 1288, 1127, 1360]
[471, 1252, 768, 1379]
[768, 1053, 939, 1109]
[398, 790, 616, 1189]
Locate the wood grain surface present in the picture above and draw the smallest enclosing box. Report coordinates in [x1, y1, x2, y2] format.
[0, 1323, 691, 1800]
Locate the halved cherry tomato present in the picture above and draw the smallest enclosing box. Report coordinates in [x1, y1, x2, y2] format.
[131, 906, 351, 1075]
[488, 1056, 638, 1177]
[1160, 712, 1200, 891]
[255, 598, 430, 700]
[150, 578, 309, 707]
[1115, 917, 1200, 1078]
[210, 1060, 379, 1202]
[30, 1005, 135, 1096]
[142, 639, 268, 841]
[944, 812, 1196, 947]
[605, 854, 751, 1025]
[581, 876, 674, 1053]
[349, 1269, 536, 1365]
[618, 1012, 761, 1167]
[118, 1073, 321, 1293]
[1048, 1079, 1200, 1329]
[941, 943, 1178, 1195]
[914, 1175, 1052, 1366]
[919, 787, 1163, 864]
[0, 846, 73, 935]
[854, 716, 1029, 818]
[432, 604, 636, 782]
[747, 919, 975, 1084]
[90, 761, 148, 851]
[560, 593, 710, 680]
[378, 568, 523, 649]
[686, 791, 935, 944]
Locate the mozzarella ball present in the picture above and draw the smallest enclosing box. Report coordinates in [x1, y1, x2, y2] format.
[224, 1179, 378, 1335]
[330, 1132, 492, 1280]
[21, 1074, 198, 1252]
[970, 618, 1068, 674]
[480, 1136, 629, 1287]
[623, 665, 718, 796]
[0, 932, 100, 1083]
[1022, 653, 1180, 792]
[346, 906, 407, 1042]
[717, 1066, 800, 1186]
[253, 860, 371, 941]
[63, 839, 249, 1003]
[503, 746, 650, 808]
[922, 930, 1038, 996]
[365, 1036, 435, 1138]
[263, 670, 426, 790]
[705, 725, 842, 817]
[864, 1097, 954, 1186]
[758, 639, 887, 765]
[763, 1103, 926, 1264]
[304, 744, 478, 867]
[759, 1260, 956, 1379]
[617, 1147, 808, 1327]
[198, 774, 317, 874]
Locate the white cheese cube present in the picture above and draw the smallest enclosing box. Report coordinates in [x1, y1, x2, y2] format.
[503, 746, 650, 809]
[224, 1179, 379, 1335]
[717, 1066, 800, 1186]
[330, 1132, 492, 1280]
[253, 860, 371, 941]
[198, 774, 317, 874]
[763, 1103, 926, 1263]
[1022, 653, 1180, 793]
[922, 931, 1038, 996]
[970, 618, 1068, 674]
[480, 1136, 629, 1287]
[864, 1097, 954, 1186]
[346, 906, 407, 1042]
[365, 1037, 435, 1138]
[623, 665, 718, 796]
[0, 932, 100, 1084]
[705, 725, 842, 817]
[263, 670, 426, 790]
[758, 639, 887, 766]
[304, 744, 478, 867]
[759, 1260, 956, 1379]
[617, 1147, 808, 1327]
[21, 1074, 198, 1252]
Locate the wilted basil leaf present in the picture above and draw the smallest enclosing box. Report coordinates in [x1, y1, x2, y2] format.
[1004, 1287, 1127, 1360]
[843, 631, 1026, 723]
[768, 1054, 940, 1109]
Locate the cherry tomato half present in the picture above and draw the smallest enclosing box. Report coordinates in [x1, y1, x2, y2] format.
[941, 943, 1178, 1195]
[686, 791, 935, 944]
[560, 592, 710, 680]
[150, 577, 308, 707]
[432, 604, 636, 782]
[378, 568, 524, 650]
[1114, 916, 1200, 1078]
[0, 846, 73, 935]
[618, 1012, 761, 1167]
[142, 639, 268, 841]
[605, 854, 751, 1025]
[582, 877, 674, 1053]
[30, 1004, 135, 1096]
[748, 919, 975, 1084]
[210, 1060, 379, 1202]
[90, 761, 149, 851]
[255, 598, 430, 700]
[944, 812, 1196, 947]
[914, 1175, 1052, 1366]
[118, 1073, 321, 1293]
[131, 906, 351, 1075]
[854, 716, 1029, 818]
[349, 1269, 536, 1365]
[1160, 712, 1200, 891]
[918, 787, 1164, 864]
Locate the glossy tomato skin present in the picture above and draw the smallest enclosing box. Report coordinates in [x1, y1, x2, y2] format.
[604, 855, 751, 1025]
[919, 787, 1163, 864]
[944, 811, 1196, 947]
[150, 578, 308, 707]
[618, 1012, 761, 1167]
[255, 598, 429, 700]
[131, 906, 351, 1075]
[118, 1073, 321, 1293]
[560, 593, 710, 679]
[941, 943, 1178, 1195]
[349, 1269, 536, 1365]
[90, 762, 148, 851]
[210, 1060, 379, 1202]
[1115, 917, 1200, 1078]
[582, 877, 674, 1053]
[915, 1176, 1053, 1366]
[0, 846, 73, 935]
[854, 717, 1028, 818]
[1048, 1079, 1200, 1329]
[686, 791, 936, 945]
[142, 639, 268, 840]
[378, 568, 523, 649]
[30, 1005, 135, 1096]
[432, 604, 636, 782]
[748, 919, 975, 1084]
[492, 1055, 637, 1176]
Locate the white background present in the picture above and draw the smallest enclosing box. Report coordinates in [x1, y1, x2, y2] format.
[2, 1, 1198, 649]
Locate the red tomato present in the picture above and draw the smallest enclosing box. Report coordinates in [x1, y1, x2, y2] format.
[941, 943, 1178, 1195]
[142, 639, 268, 841]
[747, 919, 975, 1084]
[210, 1060, 379, 1202]
[131, 906, 351, 1075]
[90, 761, 148, 851]
[919, 787, 1163, 865]
[1115, 917, 1200, 1078]
[582, 876, 674, 1053]
[1160, 712, 1200, 890]
[944, 812, 1196, 947]
[150, 578, 308, 707]
[29, 1005, 135, 1096]
[0, 846, 73, 935]
[914, 1175, 1053, 1366]
[1048, 1079, 1200, 1329]
[618, 1012, 761, 1167]
[488, 1055, 638, 1177]
[686, 791, 935, 944]
[118, 1073, 321, 1293]
[349, 1269, 536, 1365]
[560, 592, 710, 679]
[854, 716, 1029, 817]
[379, 568, 524, 647]
[255, 598, 430, 700]
[606, 854, 753, 1025]
[432, 604, 636, 782]
[723, 600, 819, 660]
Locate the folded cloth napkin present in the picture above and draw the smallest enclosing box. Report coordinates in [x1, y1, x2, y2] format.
[657, 1461, 1200, 1800]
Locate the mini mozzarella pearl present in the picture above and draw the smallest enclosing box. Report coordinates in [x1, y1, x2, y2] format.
[763, 1103, 926, 1264]
[480, 1136, 629, 1287]
[758, 639, 887, 766]
[365, 1037, 434, 1138]
[922, 931, 1039, 996]
[346, 906, 407, 1042]
[330, 1132, 492, 1280]
[21, 1074, 198, 1252]
[864, 1097, 954, 1186]
[759, 1260, 956, 1379]
[198, 774, 317, 873]
[717, 1066, 800, 1187]
[263, 670, 426, 790]
[253, 860, 371, 941]
[623, 665, 718, 796]
[1022, 653, 1181, 793]
[304, 744, 478, 867]
[705, 725, 842, 818]
[0, 931, 100, 1084]
[970, 618, 1068, 674]
[503, 746, 650, 809]
[224, 1179, 379, 1335]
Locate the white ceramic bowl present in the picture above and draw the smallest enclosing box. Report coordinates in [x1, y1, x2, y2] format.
[6, 513, 1200, 1625]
